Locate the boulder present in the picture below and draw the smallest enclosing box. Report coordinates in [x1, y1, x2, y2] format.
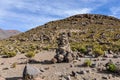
[64, 52, 73, 62]
[23, 64, 40, 80]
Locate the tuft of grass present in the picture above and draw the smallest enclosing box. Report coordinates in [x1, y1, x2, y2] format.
[25, 51, 35, 58]
[4, 51, 16, 57]
[93, 48, 104, 57]
[84, 59, 92, 67]
[108, 63, 117, 72]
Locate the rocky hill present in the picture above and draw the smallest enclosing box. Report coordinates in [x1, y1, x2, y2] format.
[0, 14, 120, 55]
[0, 29, 21, 40]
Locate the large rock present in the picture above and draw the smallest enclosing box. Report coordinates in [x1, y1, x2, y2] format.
[23, 64, 40, 80]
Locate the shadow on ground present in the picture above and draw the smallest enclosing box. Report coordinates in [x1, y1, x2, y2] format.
[6, 77, 22, 80]
[98, 70, 120, 77]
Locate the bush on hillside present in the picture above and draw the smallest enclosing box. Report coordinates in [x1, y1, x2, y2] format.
[4, 51, 16, 57]
[25, 51, 35, 58]
[93, 48, 104, 57]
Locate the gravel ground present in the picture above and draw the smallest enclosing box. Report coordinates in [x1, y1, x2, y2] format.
[0, 51, 120, 80]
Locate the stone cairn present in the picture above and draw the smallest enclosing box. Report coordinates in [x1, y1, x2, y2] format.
[51, 32, 74, 63]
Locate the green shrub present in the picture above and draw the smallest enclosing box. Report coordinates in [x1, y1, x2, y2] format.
[5, 51, 16, 57]
[108, 63, 116, 72]
[93, 48, 104, 57]
[84, 59, 92, 67]
[79, 46, 87, 53]
[25, 51, 35, 58]
[42, 45, 52, 50]
[70, 42, 87, 53]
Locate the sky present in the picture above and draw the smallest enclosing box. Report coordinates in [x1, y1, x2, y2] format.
[0, 0, 120, 32]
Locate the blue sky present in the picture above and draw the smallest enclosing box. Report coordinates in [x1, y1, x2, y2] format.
[0, 0, 120, 32]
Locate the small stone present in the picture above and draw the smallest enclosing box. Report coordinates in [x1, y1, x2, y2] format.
[1, 63, 4, 65]
[79, 70, 86, 74]
[91, 63, 97, 68]
[86, 69, 91, 73]
[40, 67, 45, 72]
[3, 67, 9, 70]
[71, 71, 77, 77]
[44, 67, 49, 70]
[67, 75, 71, 80]
[34, 77, 44, 80]
[70, 64, 73, 68]
[102, 76, 108, 79]
[108, 74, 112, 79]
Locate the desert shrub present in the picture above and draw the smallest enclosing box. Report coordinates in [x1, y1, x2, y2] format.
[72, 32, 77, 36]
[70, 42, 87, 53]
[107, 63, 116, 72]
[78, 45, 87, 53]
[70, 42, 79, 51]
[42, 45, 52, 50]
[25, 51, 35, 58]
[5, 51, 16, 57]
[84, 59, 92, 67]
[71, 47, 77, 51]
[11, 62, 17, 68]
[93, 48, 104, 57]
[101, 45, 109, 51]
[29, 44, 36, 51]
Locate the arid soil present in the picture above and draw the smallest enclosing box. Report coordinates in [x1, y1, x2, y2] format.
[0, 51, 120, 80]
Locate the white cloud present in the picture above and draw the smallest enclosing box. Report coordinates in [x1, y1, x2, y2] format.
[0, 0, 114, 31]
[110, 7, 120, 18]
[63, 8, 92, 16]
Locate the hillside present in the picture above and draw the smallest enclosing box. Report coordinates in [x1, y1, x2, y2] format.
[0, 14, 120, 55]
[0, 29, 21, 40]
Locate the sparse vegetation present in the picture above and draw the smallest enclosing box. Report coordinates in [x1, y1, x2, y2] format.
[93, 48, 104, 57]
[25, 51, 35, 59]
[107, 63, 117, 72]
[0, 14, 119, 56]
[84, 59, 92, 67]
[4, 51, 16, 57]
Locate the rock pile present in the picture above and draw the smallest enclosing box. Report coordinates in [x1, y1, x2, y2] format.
[51, 32, 74, 63]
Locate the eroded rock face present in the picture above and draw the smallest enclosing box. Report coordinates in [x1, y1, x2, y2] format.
[23, 64, 40, 80]
[52, 32, 73, 63]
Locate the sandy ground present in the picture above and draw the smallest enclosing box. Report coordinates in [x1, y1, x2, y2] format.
[0, 51, 120, 80]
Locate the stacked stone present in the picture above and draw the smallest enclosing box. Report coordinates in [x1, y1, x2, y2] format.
[52, 32, 73, 63]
